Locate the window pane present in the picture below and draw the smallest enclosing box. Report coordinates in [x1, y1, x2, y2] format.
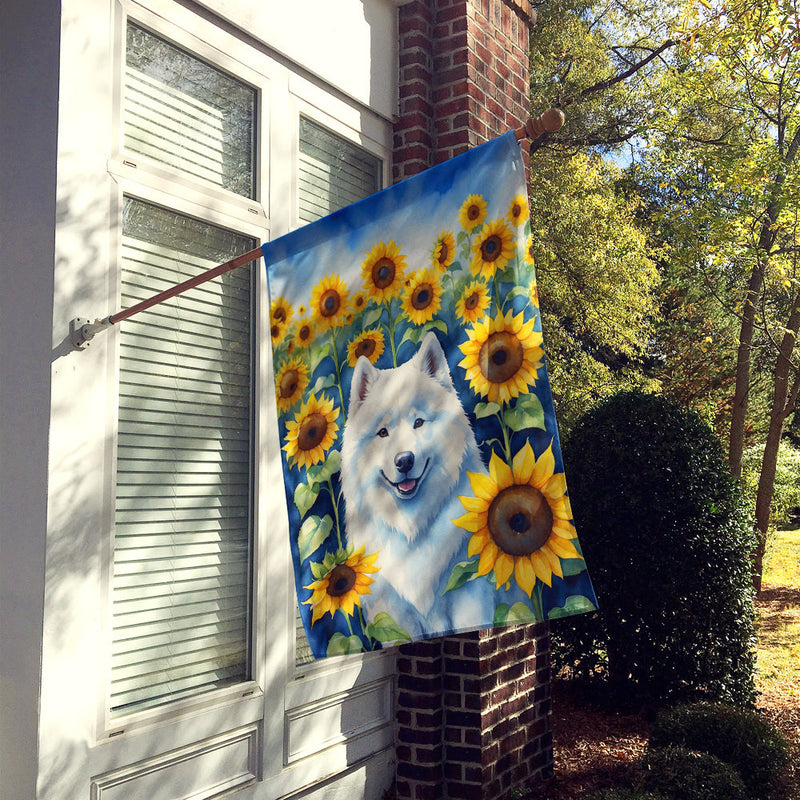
[295, 120, 382, 664]
[111, 197, 255, 715]
[125, 23, 257, 198]
[298, 117, 381, 223]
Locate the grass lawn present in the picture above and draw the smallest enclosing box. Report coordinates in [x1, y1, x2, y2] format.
[755, 527, 800, 800]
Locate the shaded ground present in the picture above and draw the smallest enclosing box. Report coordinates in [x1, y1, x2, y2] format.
[538, 582, 800, 800]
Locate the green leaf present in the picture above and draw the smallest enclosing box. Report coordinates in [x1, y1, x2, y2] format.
[426, 318, 448, 336]
[309, 559, 326, 580]
[326, 633, 365, 657]
[547, 595, 598, 620]
[494, 601, 539, 626]
[297, 514, 333, 562]
[503, 393, 546, 431]
[560, 557, 588, 577]
[294, 481, 320, 517]
[310, 373, 336, 396]
[474, 401, 502, 419]
[442, 559, 480, 594]
[307, 450, 341, 484]
[366, 612, 412, 644]
[362, 306, 384, 328]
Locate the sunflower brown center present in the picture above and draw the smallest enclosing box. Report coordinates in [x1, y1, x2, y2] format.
[271, 324, 281, 339]
[319, 289, 341, 318]
[326, 564, 357, 597]
[274, 307, 287, 322]
[437, 241, 450, 264]
[479, 331, 524, 384]
[298, 324, 312, 342]
[372, 257, 396, 289]
[512, 203, 522, 219]
[355, 338, 376, 359]
[464, 291, 480, 311]
[297, 412, 327, 451]
[279, 368, 300, 399]
[480, 234, 503, 262]
[467, 204, 481, 221]
[488, 485, 553, 556]
[411, 283, 434, 310]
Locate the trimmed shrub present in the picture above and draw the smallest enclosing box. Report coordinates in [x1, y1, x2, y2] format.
[649, 701, 790, 799]
[554, 391, 757, 707]
[632, 746, 748, 800]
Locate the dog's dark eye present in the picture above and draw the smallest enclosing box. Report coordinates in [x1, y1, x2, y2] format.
[413, 418, 424, 429]
[377, 427, 389, 438]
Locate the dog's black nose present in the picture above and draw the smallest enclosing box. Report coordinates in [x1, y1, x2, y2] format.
[395, 451, 414, 474]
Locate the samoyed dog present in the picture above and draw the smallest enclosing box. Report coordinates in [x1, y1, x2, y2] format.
[341, 330, 495, 638]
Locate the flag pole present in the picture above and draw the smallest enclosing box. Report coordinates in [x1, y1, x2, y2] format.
[70, 109, 563, 350]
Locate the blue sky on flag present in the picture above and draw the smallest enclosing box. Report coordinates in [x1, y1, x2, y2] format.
[264, 131, 597, 659]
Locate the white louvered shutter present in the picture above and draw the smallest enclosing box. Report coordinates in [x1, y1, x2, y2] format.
[294, 118, 382, 664]
[111, 198, 256, 715]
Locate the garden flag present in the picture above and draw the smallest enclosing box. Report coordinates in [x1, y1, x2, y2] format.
[263, 131, 597, 658]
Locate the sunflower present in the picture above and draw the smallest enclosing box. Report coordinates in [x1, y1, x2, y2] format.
[283, 393, 340, 469]
[431, 230, 456, 272]
[275, 358, 309, 414]
[459, 194, 488, 231]
[292, 316, 315, 349]
[529, 279, 539, 307]
[270, 295, 293, 346]
[454, 441, 581, 595]
[470, 217, 516, 279]
[347, 328, 386, 367]
[303, 546, 380, 624]
[361, 240, 407, 304]
[352, 292, 368, 314]
[310, 274, 349, 331]
[508, 194, 530, 227]
[523, 233, 536, 267]
[402, 268, 443, 326]
[456, 280, 491, 325]
[458, 308, 544, 404]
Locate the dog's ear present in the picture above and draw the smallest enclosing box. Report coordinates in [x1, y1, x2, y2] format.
[348, 355, 377, 416]
[417, 330, 454, 390]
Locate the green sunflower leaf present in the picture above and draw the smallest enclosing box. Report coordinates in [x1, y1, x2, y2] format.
[308, 344, 329, 375]
[362, 306, 384, 328]
[494, 601, 538, 626]
[474, 401, 502, 419]
[366, 612, 412, 644]
[326, 633, 365, 657]
[547, 594, 598, 620]
[560, 557, 588, 577]
[307, 450, 341, 484]
[503, 393, 545, 431]
[426, 319, 448, 336]
[442, 559, 480, 595]
[309, 559, 326, 580]
[294, 481, 320, 517]
[399, 325, 423, 346]
[297, 514, 333, 562]
[310, 373, 336, 396]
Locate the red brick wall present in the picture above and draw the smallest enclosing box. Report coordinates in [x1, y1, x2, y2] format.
[394, 0, 535, 182]
[392, 4, 551, 798]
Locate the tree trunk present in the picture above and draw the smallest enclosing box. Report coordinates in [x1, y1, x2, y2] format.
[753, 299, 800, 593]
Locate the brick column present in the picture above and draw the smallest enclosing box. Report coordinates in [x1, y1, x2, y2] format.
[392, 3, 551, 799]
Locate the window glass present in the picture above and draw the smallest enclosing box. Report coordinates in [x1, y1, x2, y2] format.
[125, 22, 257, 198]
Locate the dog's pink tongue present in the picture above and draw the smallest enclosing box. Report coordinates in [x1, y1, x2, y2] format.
[398, 478, 416, 493]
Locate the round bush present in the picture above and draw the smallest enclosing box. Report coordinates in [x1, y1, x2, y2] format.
[554, 391, 757, 707]
[632, 746, 748, 800]
[649, 701, 790, 798]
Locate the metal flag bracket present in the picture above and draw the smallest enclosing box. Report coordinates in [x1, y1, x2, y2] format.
[70, 316, 113, 350]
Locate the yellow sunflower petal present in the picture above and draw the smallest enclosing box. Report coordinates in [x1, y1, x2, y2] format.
[468, 470, 498, 501]
[454, 509, 483, 533]
[514, 556, 536, 596]
[532, 442, 556, 487]
[530, 551, 553, 587]
[468, 530, 491, 558]
[548, 536, 581, 559]
[477, 541, 499, 576]
[494, 552, 514, 587]
[488, 451, 513, 489]
[542, 545, 564, 579]
[512, 441, 537, 485]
